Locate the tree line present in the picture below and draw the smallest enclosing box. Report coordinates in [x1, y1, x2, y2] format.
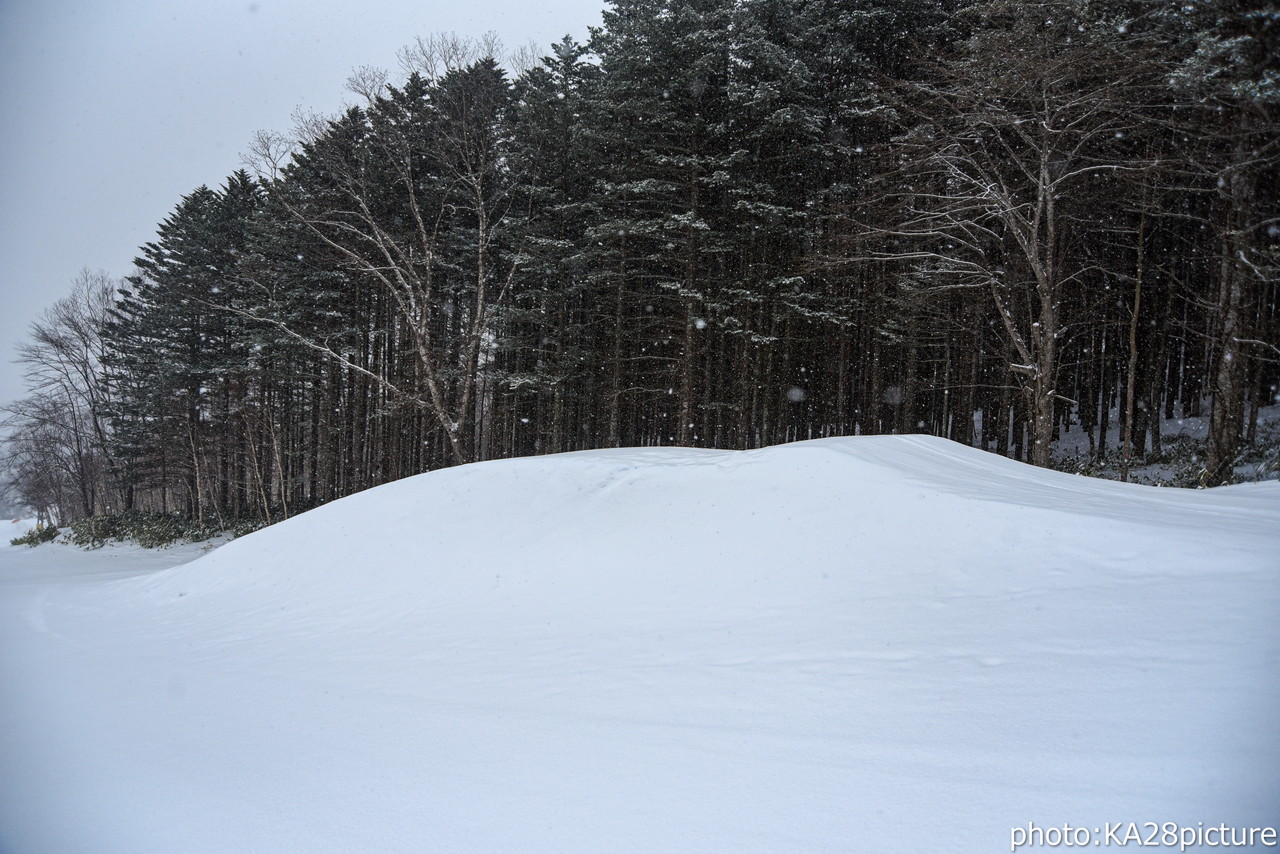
[3, 0, 1276, 527]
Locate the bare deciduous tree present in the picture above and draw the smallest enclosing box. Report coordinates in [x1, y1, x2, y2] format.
[1, 269, 119, 520]
[863, 0, 1158, 467]
[239, 57, 517, 465]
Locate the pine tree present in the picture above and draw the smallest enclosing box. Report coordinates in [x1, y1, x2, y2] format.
[1164, 0, 1279, 483]
[499, 37, 603, 455]
[587, 0, 740, 447]
[104, 174, 261, 519]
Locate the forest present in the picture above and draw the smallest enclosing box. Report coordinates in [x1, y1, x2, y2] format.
[2, 0, 1277, 529]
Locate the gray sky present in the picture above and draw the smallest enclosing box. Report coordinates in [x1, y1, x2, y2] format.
[0, 0, 603, 409]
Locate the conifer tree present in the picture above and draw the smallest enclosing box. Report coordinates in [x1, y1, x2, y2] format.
[105, 174, 261, 518]
[500, 37, 603, 455]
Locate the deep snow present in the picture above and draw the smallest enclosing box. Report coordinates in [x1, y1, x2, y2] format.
[1, 436, 1277, 853]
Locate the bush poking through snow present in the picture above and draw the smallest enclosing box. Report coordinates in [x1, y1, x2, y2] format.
[9, 524, 59, 547]
[64, 511, 262, 549]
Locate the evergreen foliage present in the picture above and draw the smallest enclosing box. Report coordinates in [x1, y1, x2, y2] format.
[10, 525, 60, 548]
[63, 510, 260, 549]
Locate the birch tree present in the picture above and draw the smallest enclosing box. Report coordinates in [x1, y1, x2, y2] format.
[244, 59, 516, 466]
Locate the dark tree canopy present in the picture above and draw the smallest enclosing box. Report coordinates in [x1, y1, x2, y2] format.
[5, 0, 1277, 527]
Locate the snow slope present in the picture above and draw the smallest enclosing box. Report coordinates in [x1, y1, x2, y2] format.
[1, 436, 1277, 853]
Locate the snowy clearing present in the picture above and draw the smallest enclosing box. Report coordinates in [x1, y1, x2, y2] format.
[1, 436, 1277, 853]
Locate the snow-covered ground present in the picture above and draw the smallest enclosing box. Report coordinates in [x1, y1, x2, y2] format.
[1, 436, 1277, 853]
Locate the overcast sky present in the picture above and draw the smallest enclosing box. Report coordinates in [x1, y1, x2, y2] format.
[0, 0, 604, 409]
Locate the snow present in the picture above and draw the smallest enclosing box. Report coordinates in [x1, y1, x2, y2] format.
[5, 517, 37, 537]
[1, 436, 1277, 853]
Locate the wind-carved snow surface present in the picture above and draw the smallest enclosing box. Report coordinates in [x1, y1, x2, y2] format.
[1, 436, 1277, 853]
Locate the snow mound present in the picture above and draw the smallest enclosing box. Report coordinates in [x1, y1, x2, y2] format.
[1, 436, 1277, 854]
[128, 435, 1278, 615]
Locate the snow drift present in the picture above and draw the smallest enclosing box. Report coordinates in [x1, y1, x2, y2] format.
[1, 436, 1277, 853]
